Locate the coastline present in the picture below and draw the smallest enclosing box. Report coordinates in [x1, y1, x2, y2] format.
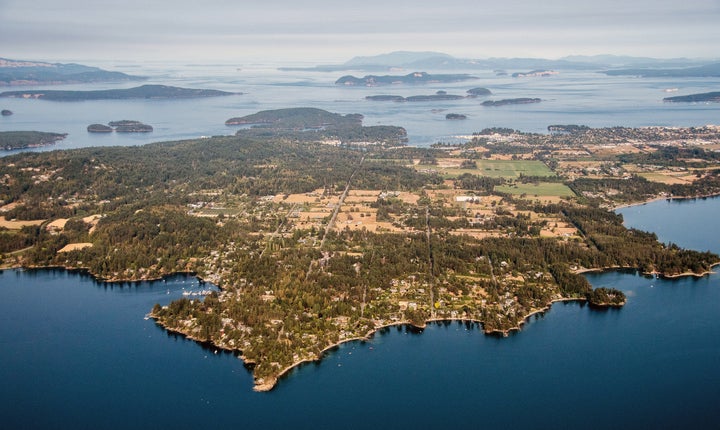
[8, 188, 720, 393]
[243, 297, 592, 392]
[8, 260, 715, 392]
[611, 192, 720, 211]
[573, 262, 718, 279]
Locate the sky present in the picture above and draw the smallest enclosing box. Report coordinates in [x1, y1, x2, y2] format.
[2, 0, 720, 64]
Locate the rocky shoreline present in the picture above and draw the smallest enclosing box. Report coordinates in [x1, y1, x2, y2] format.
[151, 293, 622, 392]
[5, 253, 711, 393]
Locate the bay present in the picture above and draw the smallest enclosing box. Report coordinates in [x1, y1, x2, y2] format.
[1, 199, 720, 428]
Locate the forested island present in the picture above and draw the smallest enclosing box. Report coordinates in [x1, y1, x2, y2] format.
[2, 109, 719, 391]
[482, 98, 541, 106]
[365, 88, 491, 103]
[467, 87, 492, 96]
[335, 72, 477, 86]
[226, 107, 407, 145]
[0, 84, 236, 101]
[366, 92, 466, 102]
[663, 91, 720, 103]
[88, 120, 153, 133]
[512, 70, 558, 78]
[0, 58, 144, 85]
[0, 131, 67, 150]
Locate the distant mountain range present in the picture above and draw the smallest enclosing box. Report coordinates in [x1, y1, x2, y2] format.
[279, 51, 719, 74]
[0, 58, 145, 85]
[604, 63, 720, 78]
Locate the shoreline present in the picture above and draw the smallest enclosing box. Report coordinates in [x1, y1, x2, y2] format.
[250, 297, 590, 392]
[8, 260, 717, 392]
[612, 192, 720, 211]
[573, 263, 718, 279]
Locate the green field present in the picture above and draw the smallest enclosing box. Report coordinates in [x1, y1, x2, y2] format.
[495, 182, 575, 197]
[418, 160, 553, 179]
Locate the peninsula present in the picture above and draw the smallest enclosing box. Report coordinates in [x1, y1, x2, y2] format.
[0, 130, 67, 150]
[2, 110, 719, 392]
[0, 84, 236, 101]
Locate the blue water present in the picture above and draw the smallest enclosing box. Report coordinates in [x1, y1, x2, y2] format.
[2, 63, 720, 152]
[618, 197, 720, 253]
[3, 63, 720, 427]
[2, 199, 720, 428]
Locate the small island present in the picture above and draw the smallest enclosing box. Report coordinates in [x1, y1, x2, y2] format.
[87, 124, 113, 133]
[482, 98, 541, 107]
[467, 87, 492, 97]
[366, 95, 407, 102]
[663, 91, 720, 103]
[0, 84, 237, 101]
[88, 120, 153, 133]
[445, 113, 467, 120]
[586, 287, 627, 307]
[1, 109, 12, 116]
[0, 130, 67, 150]
[336, 72, 477, 86]
[366, 91, 465, 102]
[512, 70, 558, 78]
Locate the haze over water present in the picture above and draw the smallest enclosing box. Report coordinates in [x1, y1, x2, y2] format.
[2, 62, 720, 154]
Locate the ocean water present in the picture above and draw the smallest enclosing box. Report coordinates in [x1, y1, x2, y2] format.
[2, 62, 720, 153]
[1, 200, 719, 429]
[2, 63, 720, 428]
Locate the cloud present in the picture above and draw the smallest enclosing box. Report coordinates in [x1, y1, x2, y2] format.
[1, 0, 719, 62]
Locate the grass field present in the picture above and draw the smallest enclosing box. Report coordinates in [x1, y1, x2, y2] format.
[639, 172, 692, 185]
[419, 160, 553, 179]
[495, 182, 575, 197]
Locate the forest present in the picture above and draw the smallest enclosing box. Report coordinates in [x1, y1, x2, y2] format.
[0, 131, 68, 150]
[2, 110, 719, 391]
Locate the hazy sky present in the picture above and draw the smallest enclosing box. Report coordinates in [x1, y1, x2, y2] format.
[2, 0, 719, 64]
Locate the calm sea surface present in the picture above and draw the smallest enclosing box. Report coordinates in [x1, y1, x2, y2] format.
[2, 62, 720, 153]
[1, 200, 719, 428]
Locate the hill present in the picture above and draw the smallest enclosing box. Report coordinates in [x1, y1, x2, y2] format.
[0, 58, 144, 85]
